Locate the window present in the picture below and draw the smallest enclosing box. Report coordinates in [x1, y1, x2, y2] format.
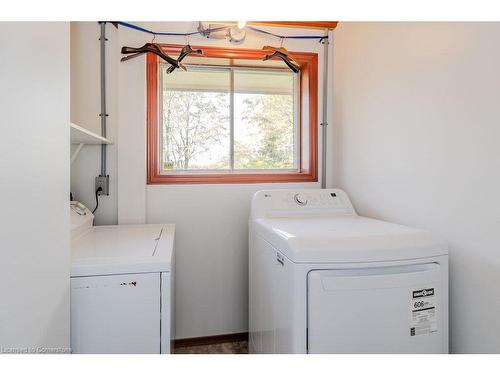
[147, 45, 318, 184]
[160, 67, 298, 172]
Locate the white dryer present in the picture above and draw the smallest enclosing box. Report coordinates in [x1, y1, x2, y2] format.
[249, 189, 448, 354]
[70, 201, 175, 354]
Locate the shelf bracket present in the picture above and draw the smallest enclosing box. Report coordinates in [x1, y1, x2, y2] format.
[71, 143, 85, 164]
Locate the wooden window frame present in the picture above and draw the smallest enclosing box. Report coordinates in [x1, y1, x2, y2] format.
[147, 44, 318, 184]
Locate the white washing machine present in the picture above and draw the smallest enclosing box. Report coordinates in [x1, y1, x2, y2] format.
[249, 189, 448, 354]
[70, 202, 175, 354]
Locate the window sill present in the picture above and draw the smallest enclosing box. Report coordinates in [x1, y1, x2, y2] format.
[147, 172, 318, 185]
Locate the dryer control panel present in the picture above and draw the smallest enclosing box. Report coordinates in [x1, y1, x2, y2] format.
[250, 189, 356, 219]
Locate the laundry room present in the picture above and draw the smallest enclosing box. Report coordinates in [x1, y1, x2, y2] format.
[2, 1, 500, 373]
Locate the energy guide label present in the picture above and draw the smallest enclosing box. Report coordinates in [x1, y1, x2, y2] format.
[410, 288, 437, 336]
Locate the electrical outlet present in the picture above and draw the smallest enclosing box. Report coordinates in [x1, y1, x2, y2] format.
[95, 175, 110, 196]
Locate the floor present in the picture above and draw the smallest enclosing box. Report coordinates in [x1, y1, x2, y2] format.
[174, 340, 248, 354]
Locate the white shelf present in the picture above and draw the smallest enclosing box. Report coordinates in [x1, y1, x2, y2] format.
[71, 122, 112, 145]
[70, 123, 112, 164]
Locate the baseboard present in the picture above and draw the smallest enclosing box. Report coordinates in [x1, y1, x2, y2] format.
[174, 332, 248, 348]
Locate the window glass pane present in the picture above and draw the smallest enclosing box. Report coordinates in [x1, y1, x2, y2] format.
[161, 66, 230, 171]
[233, 70, 297, 170]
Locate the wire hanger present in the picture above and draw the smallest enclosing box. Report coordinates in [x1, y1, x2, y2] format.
[121, 32, 154, 62]
[262, 38, 300, 73]
[120, 33, 180, 68]
[165, 35, 203, 74]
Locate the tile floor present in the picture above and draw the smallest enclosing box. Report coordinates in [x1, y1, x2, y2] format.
[174, 340, 248, 354]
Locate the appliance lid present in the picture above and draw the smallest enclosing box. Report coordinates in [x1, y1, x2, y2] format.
[71, 224, 175, 277]
[251, 216, 448, 263]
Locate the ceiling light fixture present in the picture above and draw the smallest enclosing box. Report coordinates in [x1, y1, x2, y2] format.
[228, 26, 246, 44]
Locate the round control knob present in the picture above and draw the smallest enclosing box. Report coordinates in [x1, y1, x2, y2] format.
[294, 193, 308, 206]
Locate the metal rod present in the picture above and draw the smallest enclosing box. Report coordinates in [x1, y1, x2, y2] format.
[320, 29, 330, 189]
[100, 22, 107, 177]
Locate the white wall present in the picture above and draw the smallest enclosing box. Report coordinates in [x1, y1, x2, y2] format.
[333, 22, 500, 353]
[71, 22, 118, 225]
[71, 22, 333, 338]
[0, 22, 70, 351]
